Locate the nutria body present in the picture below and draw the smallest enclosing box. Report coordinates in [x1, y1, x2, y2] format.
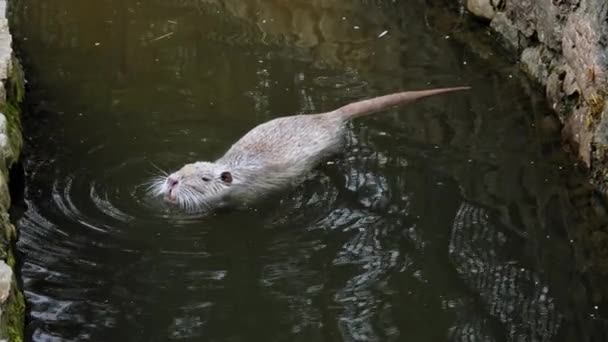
[150, 86, 469, 211]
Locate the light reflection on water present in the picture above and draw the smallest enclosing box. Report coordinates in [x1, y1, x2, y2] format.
[11, 0, 608, 340]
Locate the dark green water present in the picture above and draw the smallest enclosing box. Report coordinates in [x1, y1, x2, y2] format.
[10, 0, 608, 340]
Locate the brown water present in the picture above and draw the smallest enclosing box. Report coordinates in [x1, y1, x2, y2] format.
[10, 0, 608, 341]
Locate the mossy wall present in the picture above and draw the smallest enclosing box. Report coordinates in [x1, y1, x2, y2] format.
[0, 0, 26, 340]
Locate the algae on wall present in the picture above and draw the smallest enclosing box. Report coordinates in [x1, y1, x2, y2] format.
[0, 55, 25, 342]
[0, 0, 27, 339]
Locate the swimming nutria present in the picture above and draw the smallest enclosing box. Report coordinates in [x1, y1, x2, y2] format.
[150, 86, 469, 211]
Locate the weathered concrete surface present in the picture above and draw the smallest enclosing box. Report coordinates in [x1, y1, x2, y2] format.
[0, 0, 24, 340]
[458, 0, 608, 284]
[463, 0, 608, 190]
[466, 0, 499, 20]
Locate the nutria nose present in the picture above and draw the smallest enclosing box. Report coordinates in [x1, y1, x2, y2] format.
[167, 176, 179, 187]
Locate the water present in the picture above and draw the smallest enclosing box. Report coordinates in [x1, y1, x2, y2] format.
[10, 0, 608, 340]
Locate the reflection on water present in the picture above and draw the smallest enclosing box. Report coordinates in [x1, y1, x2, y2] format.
[449, 202, 561, 340]
[11, 0, 608, 340]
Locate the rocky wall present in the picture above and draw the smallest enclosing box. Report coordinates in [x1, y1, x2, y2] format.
[462, 0, 608, 194]
[0, 0, 24, 340]
[458, 0, 608, 292]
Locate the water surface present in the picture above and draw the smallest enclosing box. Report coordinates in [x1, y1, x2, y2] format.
[11, 0, 608, 340]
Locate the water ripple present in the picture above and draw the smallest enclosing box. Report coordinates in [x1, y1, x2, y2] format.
[14, 0, 606, 339]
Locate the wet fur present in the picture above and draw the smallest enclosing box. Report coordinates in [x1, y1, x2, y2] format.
[150, 86, 470, 212]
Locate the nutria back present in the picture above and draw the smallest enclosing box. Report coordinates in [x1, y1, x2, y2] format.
[220, 113, 343, 171]
[220, 86, 471, 169]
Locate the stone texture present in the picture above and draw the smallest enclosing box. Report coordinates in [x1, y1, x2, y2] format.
[466, 0, 496, 20]
[461, 0, 608, 288]
[520, 46, 550, 81]
[0, 0, 25, 340]
[465, 0, 608, 197]
[489, 12, 520, 47]
[0, 262, 11, 304]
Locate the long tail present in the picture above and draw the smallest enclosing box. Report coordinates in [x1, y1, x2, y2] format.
[330, 86, 471, 120]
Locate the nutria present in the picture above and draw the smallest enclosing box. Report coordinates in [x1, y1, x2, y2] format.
[150, 86, 470, 211]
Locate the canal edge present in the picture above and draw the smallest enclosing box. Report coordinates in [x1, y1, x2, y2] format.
[0, 0, 25, 340]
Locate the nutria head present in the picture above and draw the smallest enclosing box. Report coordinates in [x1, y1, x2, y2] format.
[150, 161, 234, 211]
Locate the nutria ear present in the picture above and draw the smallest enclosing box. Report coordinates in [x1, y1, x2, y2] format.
[220, 171, 233, 184]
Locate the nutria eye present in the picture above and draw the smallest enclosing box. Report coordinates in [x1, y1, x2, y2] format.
[220, 171, 233, 183]
[202, 177, 210, 182]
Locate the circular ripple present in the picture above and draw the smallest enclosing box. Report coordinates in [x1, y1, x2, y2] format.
[26, 144, 215, 238]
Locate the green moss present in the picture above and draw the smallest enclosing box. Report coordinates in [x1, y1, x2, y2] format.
[0, 57, 25, 168]
[585, 90, 606, 129]
[5, 247, 15, 269]
[0, 58, 27, 199]
[7, 57, 25, 106]
[0, 240, 24, 342]
[0, 248, 25, 342]
[0, 54, 26, 342]
[0, 102, 23, 162]
[5, 223, 15, 244]
[5, 282, 24, 342]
